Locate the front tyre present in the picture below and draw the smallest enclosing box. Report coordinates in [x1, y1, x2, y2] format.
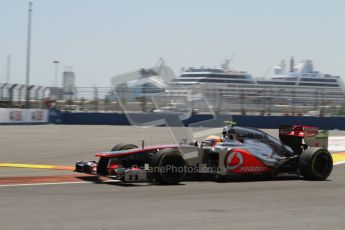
[97, 143, 138, 176]
[151, 149, 186, 185]
[298, 147, 333, 181]
[111, 143, 138, 151]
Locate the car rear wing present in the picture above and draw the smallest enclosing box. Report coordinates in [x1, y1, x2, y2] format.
[279, 125, 328, 154]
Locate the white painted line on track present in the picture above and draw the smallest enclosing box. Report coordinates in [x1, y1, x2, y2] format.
[0, 179, 123, 188]
[334, 161, 345, 166]
[0, 181, 90, 188]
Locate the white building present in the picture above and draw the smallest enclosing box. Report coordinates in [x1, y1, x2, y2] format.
[63, 67, 76, 100]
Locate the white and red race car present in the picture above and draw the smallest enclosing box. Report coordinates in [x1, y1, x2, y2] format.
[76, 124, 333, 184]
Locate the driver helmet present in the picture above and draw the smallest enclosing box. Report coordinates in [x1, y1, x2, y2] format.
[204, 135, 223, 146]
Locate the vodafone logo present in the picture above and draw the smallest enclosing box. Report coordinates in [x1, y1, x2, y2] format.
[225, 151, 244, 170]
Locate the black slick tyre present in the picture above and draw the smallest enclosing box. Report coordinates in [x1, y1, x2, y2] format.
[151, 148, 186, 185]
[97, 143, 138, 176]
[298, 147, 333, 181]
[111, 143, 138, 151]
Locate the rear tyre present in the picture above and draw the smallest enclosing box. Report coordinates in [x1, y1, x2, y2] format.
[111, 143, 138, 151]
[298, 147, 333, 181]
[151, 149, 186, 185]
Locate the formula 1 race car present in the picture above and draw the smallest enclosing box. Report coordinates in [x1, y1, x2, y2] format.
[75, 123, 333, 184]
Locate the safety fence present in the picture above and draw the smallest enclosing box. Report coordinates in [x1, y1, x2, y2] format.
[1, 84, 345, 117]
[0, 83, 50, 108]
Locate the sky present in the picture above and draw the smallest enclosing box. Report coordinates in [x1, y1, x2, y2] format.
[1, 0, 345, 87]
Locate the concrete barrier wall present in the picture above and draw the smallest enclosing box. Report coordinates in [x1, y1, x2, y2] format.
[52, 111, 345, 130]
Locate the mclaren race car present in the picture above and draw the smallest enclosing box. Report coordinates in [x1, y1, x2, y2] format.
[75, 123, 333, 184]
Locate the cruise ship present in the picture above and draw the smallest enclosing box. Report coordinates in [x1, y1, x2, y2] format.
[258, 58, 344, 89]
[170, 57, 345, 90]
[167, 58, 345, 114]
[110, 57, 345, 115]
[171, 59, 255, 86]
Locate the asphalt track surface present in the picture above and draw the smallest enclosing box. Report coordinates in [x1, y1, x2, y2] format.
[1, 125, 345, 230]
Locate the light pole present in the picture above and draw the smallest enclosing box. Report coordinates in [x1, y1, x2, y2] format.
[53, 60, 60, 87]
[6, 55, 11, 83]
[25, 2, 33, 108]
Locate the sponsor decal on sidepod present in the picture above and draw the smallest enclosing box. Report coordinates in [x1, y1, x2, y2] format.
[225, 151, 269, 173]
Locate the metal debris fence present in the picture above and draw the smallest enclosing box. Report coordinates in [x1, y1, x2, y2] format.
[1, 83, 345, 116]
